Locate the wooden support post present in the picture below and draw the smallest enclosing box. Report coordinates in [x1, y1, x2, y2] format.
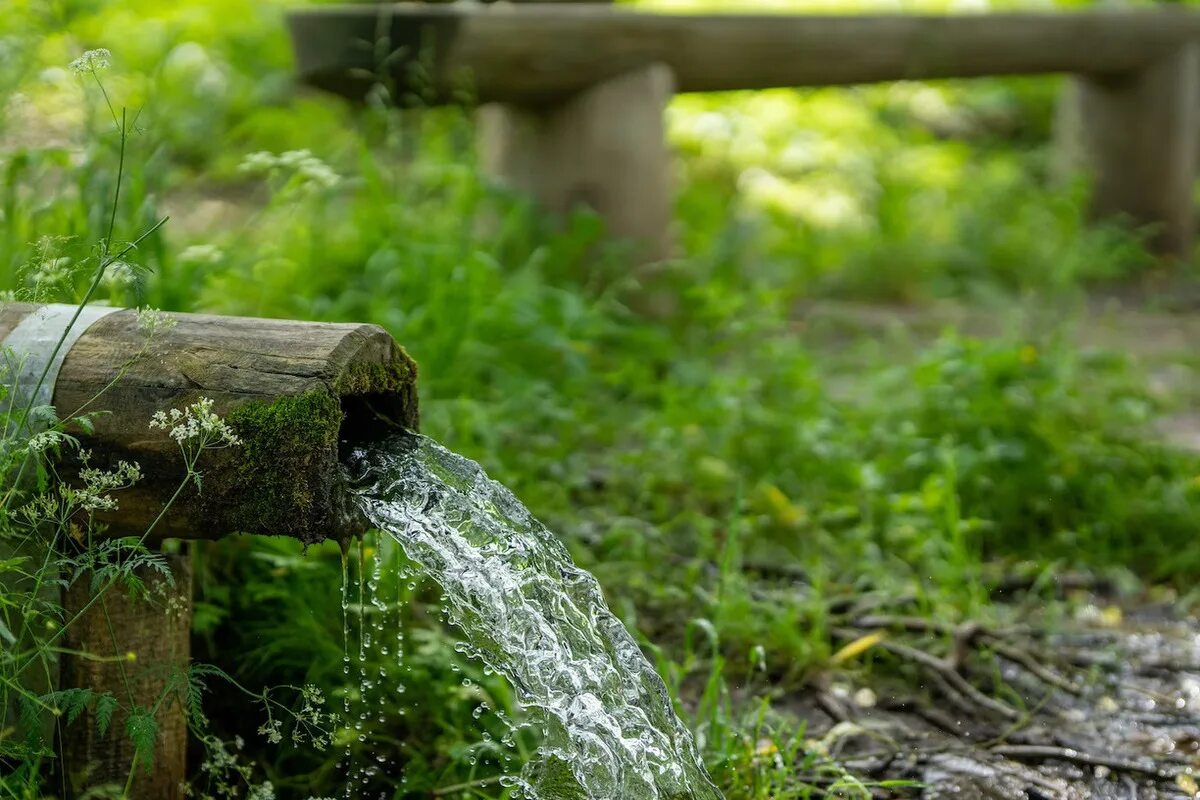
[478, 63, 676, 265]
[59, 552, 191, 800]
[1070, 45, 1199, 258]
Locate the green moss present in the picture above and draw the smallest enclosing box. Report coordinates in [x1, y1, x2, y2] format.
[211, 391, 343, 541]
[334, 346, 418, 396]
[197, 348, 418, 541]
[334, 347, 420, 432]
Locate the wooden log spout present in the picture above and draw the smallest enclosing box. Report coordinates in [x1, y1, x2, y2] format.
[0, 304, 419, 544]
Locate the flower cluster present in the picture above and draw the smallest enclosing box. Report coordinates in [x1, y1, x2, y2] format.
[20, 450, 142, 525]
[257, 718, 282, 745]
[255, 683, 331, 750]
[247, 784, 275, 800]
[188, 734, 274, 800]
[19, 491, 64, 526]
[75, 457, 142, 512]
[69, 48, 111, 75]
[300, 684, 324, 710]
[150, 398, 242, 450]
[154, 578, 189, 620]
[178, 244, 225, 266]
[239, 149, 340, 191]
[25, 429, 67, 454]
[136, 307, 177, 337]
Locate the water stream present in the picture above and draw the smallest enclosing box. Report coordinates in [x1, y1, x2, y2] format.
[341, 432, 722, 800]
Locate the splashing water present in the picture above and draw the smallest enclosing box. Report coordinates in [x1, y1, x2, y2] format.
[342, 432, 723, 800]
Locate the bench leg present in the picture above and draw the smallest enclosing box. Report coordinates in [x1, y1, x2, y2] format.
[1068, 44, 1199, 259]
[479, 63, 677, 265]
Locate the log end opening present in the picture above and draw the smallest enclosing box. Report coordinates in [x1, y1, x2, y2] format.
[210, 333, 419, 545]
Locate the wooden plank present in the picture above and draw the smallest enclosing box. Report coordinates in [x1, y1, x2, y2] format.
[288, 5, 1200, 105]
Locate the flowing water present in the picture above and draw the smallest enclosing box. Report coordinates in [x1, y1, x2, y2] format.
[341, 432, 722, 800]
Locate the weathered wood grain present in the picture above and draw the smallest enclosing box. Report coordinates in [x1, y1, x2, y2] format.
[60, 554, 191, 800]
[289, 5, 1200, 105]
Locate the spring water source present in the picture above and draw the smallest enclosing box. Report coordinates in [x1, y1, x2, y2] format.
[341, 432, 722, 800]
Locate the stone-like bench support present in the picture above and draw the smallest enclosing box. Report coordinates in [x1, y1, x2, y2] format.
[479, 63, 676, 263]
[1072, 45, 1199, 257]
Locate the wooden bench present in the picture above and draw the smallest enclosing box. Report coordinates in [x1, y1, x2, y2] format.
[288, 4, 1200, 261]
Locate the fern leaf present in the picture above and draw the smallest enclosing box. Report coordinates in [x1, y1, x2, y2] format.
[95, 692, 118, 736]
[66, 687, 93, 725]
[18, 695, 43, 748]
[125, 706, 158, 773]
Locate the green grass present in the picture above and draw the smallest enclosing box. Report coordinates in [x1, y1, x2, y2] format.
[3, 0, 1200, 797]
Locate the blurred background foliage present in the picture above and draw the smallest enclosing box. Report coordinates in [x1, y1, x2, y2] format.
[3, 0, 1200, 797]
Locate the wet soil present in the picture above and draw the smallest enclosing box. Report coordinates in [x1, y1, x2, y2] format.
[790, 599, 1200, 798]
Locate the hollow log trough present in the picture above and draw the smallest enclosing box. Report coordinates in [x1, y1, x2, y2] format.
[0, 303, 418, 799]
[289, 3, 1200, 261]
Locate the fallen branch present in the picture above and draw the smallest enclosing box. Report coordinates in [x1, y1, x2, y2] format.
[990, 744, 1175, 780]
[846, 615, 1085, 695]
[852, 614, 1028, 640]
[984, 638, 1084, 695]
[833, 628, 1022, 721]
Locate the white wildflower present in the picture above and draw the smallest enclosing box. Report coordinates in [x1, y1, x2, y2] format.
[276, 149, 313, 168]
[178, 244, 225, 266]
[297, 159, 340, 189]
[150, 397, 241, 449]
[238, 151, 279, 173]
[239, 148, 340, 190]
[248, 782, 275, 800]
[164, 592, 188, 619]
[300, 684, 324, 707]
[136, 307, 177, 336]
[69, 48, 112, 75]
[19, 491, 61, 525]
[72, 457, 141, 512]
[257, 719, 283, 745]
[26, 430, 65, 453]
